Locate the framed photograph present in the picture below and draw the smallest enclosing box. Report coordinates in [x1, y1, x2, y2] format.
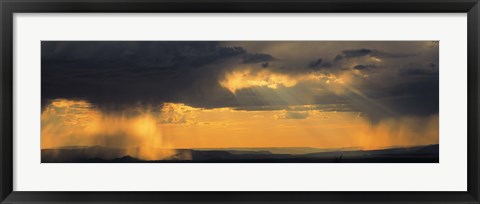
[1, 0, 479, 203]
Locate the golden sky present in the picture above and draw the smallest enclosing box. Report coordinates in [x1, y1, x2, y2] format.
[41, 99, 438, 154]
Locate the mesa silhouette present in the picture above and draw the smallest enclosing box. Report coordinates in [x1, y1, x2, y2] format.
[41, 144, 439, 163]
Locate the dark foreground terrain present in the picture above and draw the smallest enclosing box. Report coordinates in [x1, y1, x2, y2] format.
[42, 144, 439, 163]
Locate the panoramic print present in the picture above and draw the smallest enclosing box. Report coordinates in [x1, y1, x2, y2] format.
[41, 41, 439, 163]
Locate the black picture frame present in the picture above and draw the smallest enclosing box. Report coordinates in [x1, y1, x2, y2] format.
[1, 0, 479, 203]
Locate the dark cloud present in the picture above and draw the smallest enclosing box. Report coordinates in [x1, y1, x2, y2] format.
[334, 54, 344, 62]
[43, 41, 246, 67]
[343, 48, 372, 58]
[42, 41, 438, 122]
[353, 64, 377, 70]
[399, 63, 438, 76]
[399, 68, 437, 76]
[373, 50, 414, 58]
[42, 41, 245, 110]
[334, 48, 414, 61]
[308, 58, 332, 70]
[242, 53, 274, 64]
[381, 78, 439, 118]
[309, 58, 323, 67]
[233, 103, 353, 112]
[344, 75, 438, 123]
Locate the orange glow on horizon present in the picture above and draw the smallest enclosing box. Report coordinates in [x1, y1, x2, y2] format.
[41, 99, 439, 160]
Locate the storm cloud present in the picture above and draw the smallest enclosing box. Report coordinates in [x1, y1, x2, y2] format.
[42, 41, 439, 122]
[334, 48, 414, 61]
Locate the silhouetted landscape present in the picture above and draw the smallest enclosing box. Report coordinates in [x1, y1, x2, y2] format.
[42, 144, 439, 163]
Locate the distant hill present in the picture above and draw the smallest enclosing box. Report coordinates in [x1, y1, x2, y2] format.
[193, 147, 361, 155]
[41, 144, 439, 163]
